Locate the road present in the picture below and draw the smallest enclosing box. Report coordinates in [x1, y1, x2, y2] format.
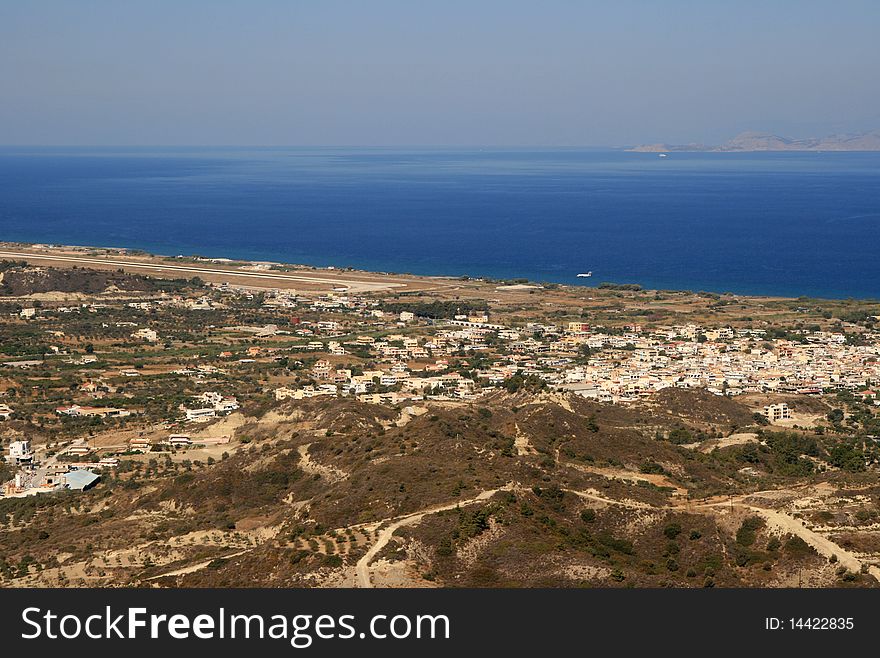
[351, 477, 880, 586]
[565, 487, 654, 509]
[146, 550, 250, 580]
[689, 495, 880, 583]
[355, 486, 511, 588]
[564, 484, 880, 584]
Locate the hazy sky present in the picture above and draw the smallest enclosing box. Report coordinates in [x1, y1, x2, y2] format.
[1, 1, 878, 146]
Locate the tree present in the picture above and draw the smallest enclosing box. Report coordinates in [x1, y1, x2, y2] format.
[736, 516, 764, 547]
[663, 523, 682, 540]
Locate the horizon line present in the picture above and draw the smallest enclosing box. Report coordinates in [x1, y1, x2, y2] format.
[0, 144, 629, 150]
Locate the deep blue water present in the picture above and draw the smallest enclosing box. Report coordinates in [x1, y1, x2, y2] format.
[1, 147, 879, 299]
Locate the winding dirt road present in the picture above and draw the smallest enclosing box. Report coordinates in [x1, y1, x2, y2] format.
[146, 550, 250, 580]
[355, 485, 512, 588]
[565, 484, 880, 583]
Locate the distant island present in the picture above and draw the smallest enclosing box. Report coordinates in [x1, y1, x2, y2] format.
[629, 129, 880, 152]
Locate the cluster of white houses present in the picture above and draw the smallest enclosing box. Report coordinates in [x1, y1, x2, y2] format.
[270, 310, 880, 409]
[6, 283, 879, 498]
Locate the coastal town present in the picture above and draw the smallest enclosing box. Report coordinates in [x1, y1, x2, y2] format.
[2, 245, 880, 588]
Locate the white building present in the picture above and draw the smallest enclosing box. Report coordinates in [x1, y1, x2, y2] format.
[763, 403, 792, 422]
[274, 385, 337, 401]
[185, 408, 217, 422]
[128, 437, 153, 452]
[66, 442, 92, 456]
[214, 398, 240, 413]
[167, 435, 193, 448]
[198, 391, 224, 406]
[131, 328, 159, 342]
[6, 440, 34, 464]
[193, 392, 239, 414]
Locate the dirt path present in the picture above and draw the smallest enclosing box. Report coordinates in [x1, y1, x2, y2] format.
[692, 432, 759, 453]
[745, 506, 863, 574]
[686, 495, 880, 584]
[513, 423, 537, 456]
[565, 487, 654, 510]
[559, 457, 688, 497]
[355, 485, 512, 588]
[146, 550, 250, 580]
[566, 482, 880, 584]
[297, 443, 348, 482]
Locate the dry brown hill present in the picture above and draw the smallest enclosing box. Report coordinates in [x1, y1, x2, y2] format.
[2, 391, 877, 588]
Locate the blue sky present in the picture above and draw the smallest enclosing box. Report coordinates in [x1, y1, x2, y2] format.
[1, 1, 878, 146]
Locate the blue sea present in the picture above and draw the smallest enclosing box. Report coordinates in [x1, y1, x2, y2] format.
[1, 147, 879, 299]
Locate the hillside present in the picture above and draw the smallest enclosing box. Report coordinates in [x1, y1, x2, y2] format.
[3, 391, 878, 588]
[719, 130, 880, 152]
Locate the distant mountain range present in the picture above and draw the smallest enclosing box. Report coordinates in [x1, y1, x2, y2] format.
[629, 129, 880, 152]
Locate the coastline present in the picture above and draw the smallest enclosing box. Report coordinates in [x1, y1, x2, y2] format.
[3, 148, 880, 300]
[2, 240, 877, 303]
[0, 243, 438, 295]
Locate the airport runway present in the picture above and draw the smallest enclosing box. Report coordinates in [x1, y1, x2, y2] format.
[0, 249, 410, 292]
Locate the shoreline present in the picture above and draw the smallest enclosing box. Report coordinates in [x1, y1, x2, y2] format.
[3, 147, 879, 301]
[1, 240, 877, 303]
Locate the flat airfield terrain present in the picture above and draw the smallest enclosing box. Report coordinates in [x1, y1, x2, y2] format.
[0, 245, 446, 294]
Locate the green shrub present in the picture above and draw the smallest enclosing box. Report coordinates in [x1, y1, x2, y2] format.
[663, 523, 682, 540]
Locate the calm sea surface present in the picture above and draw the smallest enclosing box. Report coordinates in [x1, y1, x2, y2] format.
[1, 147, 879, 298]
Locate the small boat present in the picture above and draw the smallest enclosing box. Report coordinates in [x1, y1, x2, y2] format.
[658, 153, 668, 158]
[576, 272, 592, 278]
